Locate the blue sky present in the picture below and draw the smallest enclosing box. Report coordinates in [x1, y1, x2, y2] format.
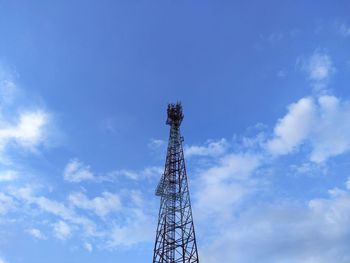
[1, 1, 350, 262]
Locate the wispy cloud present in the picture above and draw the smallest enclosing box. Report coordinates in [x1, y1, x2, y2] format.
[346, 177, 350, 190]
[277, 70, 286, 78]
[10, 185, 98, 237]
[185, 138, 229, 158]
[0, 77, 18, 106]
[148, 138, 166, 150]
[84, 242, 93, 252]
[68, 191, 122, 218]
[201, 181, 350, 263]
[106, 166, 162, 181]
[0, 193, 16, 215]
[53, 221, 71, 240]
[193, 153, 261, 224]
[107, 169, 139, 180]
[63, 158, 162, 183]
[267, 32, 283, 43]
[186, 50, 350, 261]
[1, 47, 350, 261]
[63, 159, 95, 183]
[5, 180, 156, 249]
[0, 170, 18, 182]
[300, 50, 335, 91]
[26, 228, 46, 240]
[106, 207, 154, 248]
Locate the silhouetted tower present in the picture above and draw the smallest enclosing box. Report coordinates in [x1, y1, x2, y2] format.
[153, 103, 199, 263]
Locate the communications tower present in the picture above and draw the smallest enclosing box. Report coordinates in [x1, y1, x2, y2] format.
[152, 103, 199, 263]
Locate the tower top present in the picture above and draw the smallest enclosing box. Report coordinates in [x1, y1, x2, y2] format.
[166, 102, 184, 126]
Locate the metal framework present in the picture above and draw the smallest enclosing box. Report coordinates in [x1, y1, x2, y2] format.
[153, 103, 199, 263]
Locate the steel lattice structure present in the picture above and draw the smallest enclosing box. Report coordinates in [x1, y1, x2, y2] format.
[153, 103, 199, 263]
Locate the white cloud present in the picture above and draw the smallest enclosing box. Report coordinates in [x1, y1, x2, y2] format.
[0, 170, 18, 181]
[266, 97, 315, 155]
[10, 185, 98, 237]
[289, 162, 328, 177]
[201, 184, 350, 263]
[53, 221, 71, 240]
[266, 95, 350, 162]
[239, 126, 267, 150]
[7, 184, 157, 248]
[26, 228, 46, 240]
[63, 158, 162, 183]
[63, 159, 94, 183]
[267, 52, 350, 162]
[0, 70, 50, 153]
[194, 153, 261, 221]
[309, 96, 350, 162]
[0, 111, 49, 151]
[69, 191, 122, 217]
[346, 178, 350, 190]
[0, 257, 7, 263]
[100, 189, 156, 248]
[35, 197, 97, 236]
[0, 66, 54, 179]
[84, 242, 93, 252]
[140, 166, 163, 179]
[106, 208, 154, 248]
[303, 51, 335, 82]
[2, 48, 350, 257]
[35, 196, 74, 218]
[108, 169, 139, 180]
[299, 50, 336, 93]
[11, 185, 34, 200]
[185, 138, 229, 158]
